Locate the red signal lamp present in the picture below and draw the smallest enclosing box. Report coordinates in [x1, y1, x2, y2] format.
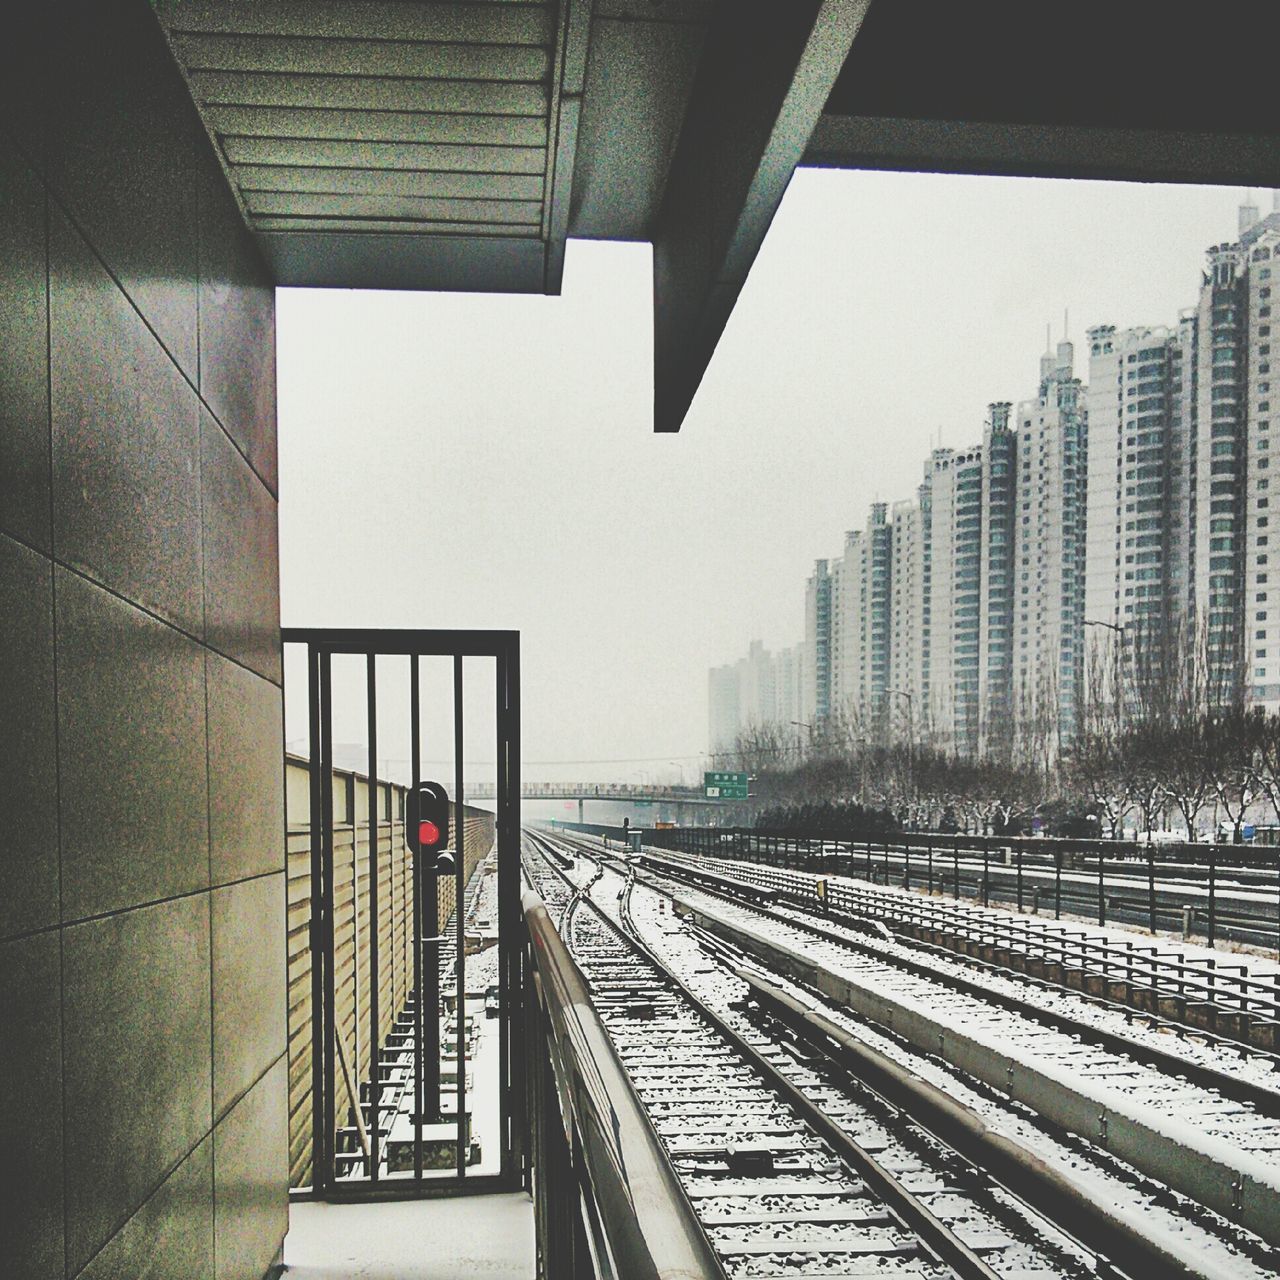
[407, 781, 450, 859]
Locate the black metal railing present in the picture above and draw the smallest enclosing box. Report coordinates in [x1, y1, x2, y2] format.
[283, 627, 521, 1199]
[649, 827, 1280, 954]
[642, 841, 1280, 1052]
[521, 882, 725, 1280]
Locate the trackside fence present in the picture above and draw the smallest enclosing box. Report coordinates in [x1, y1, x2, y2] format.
[646, 828, 1280, 958]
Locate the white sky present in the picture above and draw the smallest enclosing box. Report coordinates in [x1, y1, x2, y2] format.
[278, 168, 1261, 786]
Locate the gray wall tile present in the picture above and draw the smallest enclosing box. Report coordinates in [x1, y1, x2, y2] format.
[77, 1139, 214, 1280]
[213, 1056, 289, 1280]
[0, 534, 59, 940]
[3, 9, 284, 1280]
[199, 164, 277, 496]
[202, 414, 281, 685]
[207, 652, 284, 888]
[63, 893, 212, 1276]
[49, 207, 203, 636]
[45, 0, 199, 380]
[56, 569, 208, 921]
[213, 874, 287, 1121]
[0, 931, 63, 1280]
[0, 136, 51, 551]
[0, 8, 54, 176]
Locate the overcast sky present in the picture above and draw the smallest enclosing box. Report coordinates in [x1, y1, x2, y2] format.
[278, 168, 1262, 786]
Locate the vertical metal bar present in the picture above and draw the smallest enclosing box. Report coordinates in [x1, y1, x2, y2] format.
[1148, 845, 1156, 935]
[1098, 843, 1106, 927]
[953, 841, 960, 900]
[497, 648, 513, 1179]
[319, 650, 337, 1191]
[1208, 849, 1217, 947]
[982, 842, 989, 907]
[904, 842, 911, 892]
[927, 840, 933, 896]
[410, 654, 424, 1179]
[306, 643, 328, 1192]
[454, 653, 466, 1176]
[1016, 845, 1023, 913]
[367, 653, 380, 1182]
[501, 637, 523, 1181]
[1055, 848, 1062, 920]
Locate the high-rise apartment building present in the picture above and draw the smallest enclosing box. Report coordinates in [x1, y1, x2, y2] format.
[1242, 205, 1280, 707]
[980, 403, 1017, 740]
[774, 643, 804, 739]
[708, 662, 741, 756]
[1013, 342, 1086, 743]
[1195, 235, 1250, 702]
[831, 504, 894, 730]
[803, 558, 833, 725]
[1084, 322, 1193, 709]
[928, 444, 985, 752]
[710, 197, 1280, 760]
[708, 638, 804, 757]
[888, 487, 930, 735]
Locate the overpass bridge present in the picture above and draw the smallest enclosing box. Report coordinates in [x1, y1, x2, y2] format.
[466, 781, 737, 821]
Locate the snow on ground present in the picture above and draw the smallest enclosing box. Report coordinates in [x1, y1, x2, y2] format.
[615, 867, 1280, 1280]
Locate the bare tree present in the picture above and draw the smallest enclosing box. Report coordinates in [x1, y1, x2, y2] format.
[1066, 732, 1131, 838]
[1159, 716, 1214, 839]
[1203, 707, 1263, 842]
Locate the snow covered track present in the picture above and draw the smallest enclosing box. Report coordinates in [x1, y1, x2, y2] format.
[525, 829, 1280, 1280]
[648, 840, 1280, 1054]
[634, 850, 1280, 1115]
[591, 841, 1280, 1250]
[524, 831, 1088, 1280]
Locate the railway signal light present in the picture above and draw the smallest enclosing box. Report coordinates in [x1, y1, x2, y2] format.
[407, 781, 451, 871]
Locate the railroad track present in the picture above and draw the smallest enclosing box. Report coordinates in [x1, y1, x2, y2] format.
[525, 830, 1094, 1280]
[532, 827, 1280, 1279]
[635, 843, 1280, 1059]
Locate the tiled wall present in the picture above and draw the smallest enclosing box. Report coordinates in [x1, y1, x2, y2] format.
[1, 4, 285, 1278]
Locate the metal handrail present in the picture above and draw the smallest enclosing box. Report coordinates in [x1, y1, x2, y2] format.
[521, 885, 725, 1280]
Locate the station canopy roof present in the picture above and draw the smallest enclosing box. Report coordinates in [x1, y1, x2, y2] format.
[153, 0, 1280, 431]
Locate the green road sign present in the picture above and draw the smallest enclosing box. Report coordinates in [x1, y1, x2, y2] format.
[704, 770, 749, 799]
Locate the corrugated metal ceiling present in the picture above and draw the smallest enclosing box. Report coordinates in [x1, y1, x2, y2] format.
[156, 0, 584, 291]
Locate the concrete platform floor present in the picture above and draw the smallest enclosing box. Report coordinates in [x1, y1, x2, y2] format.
[283, 1192, 534, 1279]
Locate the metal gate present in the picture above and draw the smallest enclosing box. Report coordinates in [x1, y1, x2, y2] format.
[282, 628, 521, 1199]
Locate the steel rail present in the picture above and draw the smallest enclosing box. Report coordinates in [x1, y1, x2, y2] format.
[608, 864, 1005, 1280]
[546, 829, 1280, 1277]
[632, 848, 1280, 1117]
[522, 881, 728, 1280]
[740, 966, 1212, 1280]
[527, 832, 1022, 1280]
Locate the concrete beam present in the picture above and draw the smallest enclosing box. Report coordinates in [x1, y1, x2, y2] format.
[651, 0, 871, 432]
[804, 113, 1280, 189]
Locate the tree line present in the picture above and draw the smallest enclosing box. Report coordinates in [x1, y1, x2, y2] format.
[722, 617, 1280, 841]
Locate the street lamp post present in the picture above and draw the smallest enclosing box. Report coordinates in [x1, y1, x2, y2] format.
[790, 720, 813, 763]
[1083, 618, 1127, 730]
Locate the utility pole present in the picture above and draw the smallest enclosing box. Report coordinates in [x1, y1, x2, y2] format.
[1084, 619, 1126, 731]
